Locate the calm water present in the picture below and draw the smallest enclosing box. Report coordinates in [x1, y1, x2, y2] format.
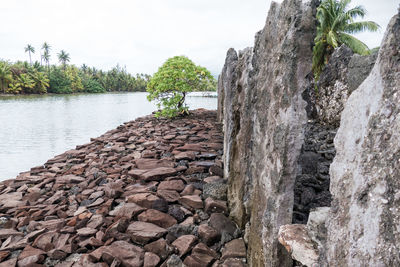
[0, 92, 217, 180]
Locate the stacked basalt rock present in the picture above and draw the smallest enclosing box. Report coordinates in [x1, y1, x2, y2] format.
[0, 109, 247, 267]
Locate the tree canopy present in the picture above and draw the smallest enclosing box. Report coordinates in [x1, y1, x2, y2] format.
[312, 0, 379, 80]
[0, 43, 151, 95]
[146, 56, 215, 118]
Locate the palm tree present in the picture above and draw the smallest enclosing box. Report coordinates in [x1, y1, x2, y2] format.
[31, 72, 49, 94]
[41, 42, 51, 67]
[24, 44, 35, 65]
[81, 64, 88, 74]
[312, 0, 379, 79]
[42, 51, 51, 73]
[58, 50, 70, 70]
[17, 73, 36, 93]
[0, 62, 13, 93]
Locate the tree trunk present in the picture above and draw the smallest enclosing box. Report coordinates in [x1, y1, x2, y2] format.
[177, 92, 186, 109]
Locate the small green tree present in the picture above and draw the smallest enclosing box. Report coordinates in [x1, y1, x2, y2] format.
[147, 56, 215, 118]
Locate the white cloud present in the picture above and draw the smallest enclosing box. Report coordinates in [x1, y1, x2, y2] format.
[0, 0, 397, 75]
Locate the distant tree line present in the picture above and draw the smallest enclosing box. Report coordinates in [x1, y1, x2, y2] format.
[0, 42, 150, 94]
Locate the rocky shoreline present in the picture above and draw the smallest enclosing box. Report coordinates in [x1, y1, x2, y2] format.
[0, 109, 247, 267]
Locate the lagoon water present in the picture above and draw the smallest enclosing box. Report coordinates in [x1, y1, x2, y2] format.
[0, 92, 217, 180]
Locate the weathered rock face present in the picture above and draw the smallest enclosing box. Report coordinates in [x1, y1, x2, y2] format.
[219, 47, 253, 231]
[327, 10, 400, 266]
[218, 0, 319, 265]
[315, 45, 377, 127]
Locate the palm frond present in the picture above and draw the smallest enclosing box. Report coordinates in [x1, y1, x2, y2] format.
[339, 32, 370, 55]
[346, 6, 367, 19]
[343, 21, 380, 34]
[312, 40, 327, 79]
[327, 30, 339, 48]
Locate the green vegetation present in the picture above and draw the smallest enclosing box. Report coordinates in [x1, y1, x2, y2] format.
[312, 0, 379, 80]
[0, 43, 150, 95]
[147, 56, 216, 118]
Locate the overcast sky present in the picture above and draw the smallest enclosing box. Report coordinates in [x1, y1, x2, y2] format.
[1, 0, 398, 76]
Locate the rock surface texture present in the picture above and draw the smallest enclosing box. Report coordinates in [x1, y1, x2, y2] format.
[315, 45, 377, 127]
[218, 0, 318, 265]
[0, 110, 247, 266]
[327, 10, 400, 266]
[218, 0, 399, 266]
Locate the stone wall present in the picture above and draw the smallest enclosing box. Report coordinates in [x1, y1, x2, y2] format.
[218, 0, 400, 266]
[218, 0, 318, 265]
[327, 9, 400, 266]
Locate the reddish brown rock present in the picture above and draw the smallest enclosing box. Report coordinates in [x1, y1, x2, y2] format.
[0, 251, 10, 262]
[193, 242, 218, 259]
[221, 239, 247, 260]
[176, 144, 206, 152]
[209, 213, 237, 236]
[139, 167, 178, 182]
[144, 252, 161, 267]
[171, 235, 198, 256]
[179, 195, 203, 209]
[158, 180, 185, 192]
[32, 232, 58, 251]
[185, 166, 205, 175]
[157, 190, 180, 203]
[175, 151, 196, 161]
[180, 184, 202, 196]
[101, 240, 144, 267]
[180, 217, 195, 226]
[0, 229, 23, 239]
[17, 246, 45, 266]
[204, 198, 228, 214]
[77, 227, 98, 237]
[0, 258, 17, 267]
[127, 221, 167, 245]
[87, 214, 105, 229]
[126, 193, 162, 209]
[56, 175, 85, 184]
[109, 202, 146, 219]
[0, 110, 241, 266]
[138, 209, 177, 228]
[184, 242, 218, 266]
[47, 248, 67, 260]
[135, 158, 174, 169]
[198, 224, 220, 245]
[144, 238, 170, 260]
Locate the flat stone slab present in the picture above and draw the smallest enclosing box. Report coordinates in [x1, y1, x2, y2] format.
[130, 167, 178, 182]
[127, 221, 167, 245]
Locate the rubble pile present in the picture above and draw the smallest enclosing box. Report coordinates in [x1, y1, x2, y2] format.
[0, 109, 247, 267]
